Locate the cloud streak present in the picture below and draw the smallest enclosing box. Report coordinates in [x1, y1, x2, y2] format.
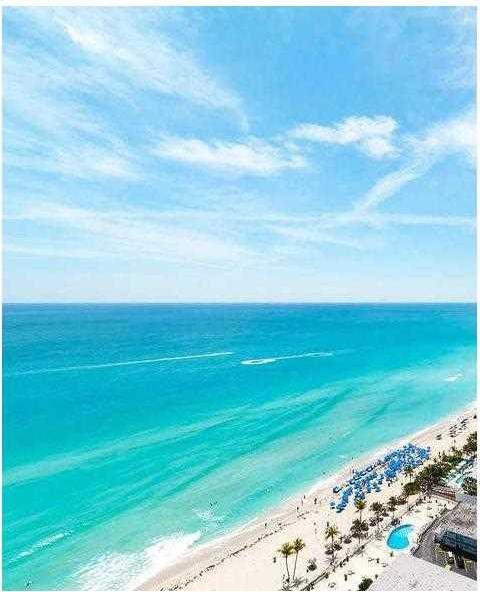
[9, 203, 257, 269]
[3, 7, 248, 182]
[291, 115, 398, 159]
[39, 7, 246, 123]
[153, 135, 307, 176]
[354, 108, 476, 213]
[9, 7, 245, 121]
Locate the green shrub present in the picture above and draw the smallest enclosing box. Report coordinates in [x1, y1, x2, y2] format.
[359, 577, 373, 590]
[463, 476, 477, 496]
[403, 482, 420, 496]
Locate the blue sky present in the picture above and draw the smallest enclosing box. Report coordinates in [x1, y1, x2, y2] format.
[3, 7, 476, 302]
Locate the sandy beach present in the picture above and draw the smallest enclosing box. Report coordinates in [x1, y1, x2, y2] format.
[138, 405, 476, 591]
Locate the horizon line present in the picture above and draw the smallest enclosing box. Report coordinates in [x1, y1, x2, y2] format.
[3, 300, 477, 306]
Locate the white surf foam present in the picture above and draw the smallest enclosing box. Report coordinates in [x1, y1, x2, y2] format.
[241, 352, 333, 366]
[194, 508, 226, 524]
[9, 352, 234, 376]
[73, 531, 201, 591]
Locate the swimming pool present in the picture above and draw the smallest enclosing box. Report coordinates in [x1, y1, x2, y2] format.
[387, 524, 414, 550]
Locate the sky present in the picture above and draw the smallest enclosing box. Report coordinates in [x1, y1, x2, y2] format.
[3, 6, 477, 303]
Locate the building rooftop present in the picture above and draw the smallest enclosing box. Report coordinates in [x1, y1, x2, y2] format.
[370, 555, 477, 591]
[434, 498, 477, 540]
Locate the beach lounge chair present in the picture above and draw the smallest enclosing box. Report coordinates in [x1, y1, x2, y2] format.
[464, 559, 476, 577]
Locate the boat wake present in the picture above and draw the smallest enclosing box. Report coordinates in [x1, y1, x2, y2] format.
[241, 352, 333, 366]
[445, 372, 463, 382]
[8, 352, 234, 376]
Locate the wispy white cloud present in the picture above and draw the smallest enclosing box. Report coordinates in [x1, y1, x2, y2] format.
[5, 131, 139, 181]
[152, 135, 307, 176]
[26, 7, 246, 125]
[7, 191, 474, 277]
[3, 7, 248, 182]
[348, 7, 475, 93]
[4, 39, 140, 180]
[3, 243, 111, 260]
[265, 224, 375, 250]
[290, 115, 398, 159]
[354, 108, 476, 212]
[10, 203, 256, 269]
[437, 7, 476, 91]
[353, 164, 426, 213]
[366, 212, 475, 228]
[409, 107, 476, 165]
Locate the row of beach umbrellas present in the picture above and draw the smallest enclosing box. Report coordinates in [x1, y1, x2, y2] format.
[330, 443, 431, 513]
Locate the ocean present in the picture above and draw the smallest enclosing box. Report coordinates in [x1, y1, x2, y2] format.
[2, 303, 476, 590]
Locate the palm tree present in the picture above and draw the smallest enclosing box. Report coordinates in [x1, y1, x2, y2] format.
[325, 525, 340, 563]
[350, 518, 367, 541]
[388, 496, 397, 520]
[463, 432, 477, 457]
[404, 466, 414, 482]
[417, 465, 443, 499]
[370, 501, 384, 530]
[403, 481, 420, 497]
[355, 499, 367, 523]
[291, 538, 306, 581]
[278, 542, 294, 582]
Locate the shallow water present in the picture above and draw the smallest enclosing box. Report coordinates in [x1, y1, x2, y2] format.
[3, 303, 476, 589]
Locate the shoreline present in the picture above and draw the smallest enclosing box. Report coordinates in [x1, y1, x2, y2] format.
[137, 402, 476, 591]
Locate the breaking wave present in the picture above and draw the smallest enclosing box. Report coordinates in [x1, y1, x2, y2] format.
[73, 531, 201, 590]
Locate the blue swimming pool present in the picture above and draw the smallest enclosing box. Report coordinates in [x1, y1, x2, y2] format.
[387, 524, 414, 550]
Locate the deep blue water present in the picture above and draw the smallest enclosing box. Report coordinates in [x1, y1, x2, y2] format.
[3, 303, 476, 589]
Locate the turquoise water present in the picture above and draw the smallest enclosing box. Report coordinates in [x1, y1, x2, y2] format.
[3, 304, 476, 590]
[387, 524, 414, 550]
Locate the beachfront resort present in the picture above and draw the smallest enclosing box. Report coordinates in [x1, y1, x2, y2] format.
[149, 410, 477, 592]
[278, 420, 477, 591]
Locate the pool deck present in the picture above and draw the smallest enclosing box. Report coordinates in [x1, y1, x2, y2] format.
[314, 496, 456, 591]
